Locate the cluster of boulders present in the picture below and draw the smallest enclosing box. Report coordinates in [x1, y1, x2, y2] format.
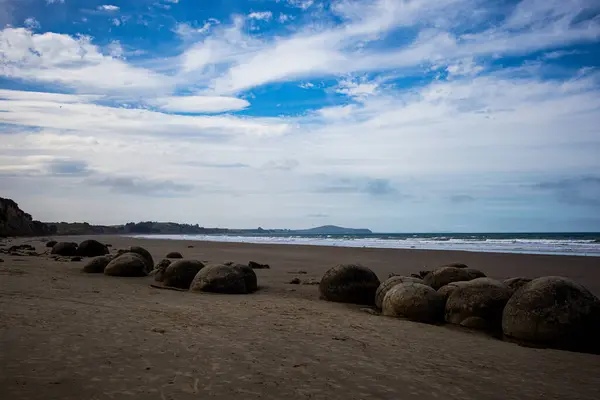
[319, 263, 600, 354]
[81, 246, 259, 295]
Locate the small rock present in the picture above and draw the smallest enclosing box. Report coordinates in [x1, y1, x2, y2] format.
[187, 245, 194, 248]
[46, 240, 57, 248]
[105, 244, 112, 247]
[360, 307, 379, 316]
[301, 279, 320, 285]
[0, 258, 4, 263]
[249, 261, 270, 269]
[289, 278, 301, 284]
[71, 256, 82, 262]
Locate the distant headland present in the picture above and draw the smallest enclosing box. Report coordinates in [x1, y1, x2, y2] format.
[1, 196, 370, 237]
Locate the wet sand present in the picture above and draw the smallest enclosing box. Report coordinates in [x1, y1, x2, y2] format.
[1, 235, 599, 400]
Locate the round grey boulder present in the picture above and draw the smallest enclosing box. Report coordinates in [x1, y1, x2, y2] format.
[424, 266, 486, 290]
[375, 276, 424, 309]
[165, 251, 183, 259]
[190, 263, 257, 294]
[127, 246, 154, 273]
[437, 281, 472, 301]
[382, 282, 445, 324]
[503, 277, 532, 292]
[51, 242, 78, 256]
[445, 278, 512, 332]
[502, 276, 600, 353]
[104, 253, 148, 277]
[77, 239, 109, 257]
[152, 259, 172, 282]
[161, 259, 205, 289]
[82, 255, 114, 273]
[319, 264, 380, 305]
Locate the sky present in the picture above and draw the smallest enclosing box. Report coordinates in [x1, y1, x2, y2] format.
[1, 0, 600, 232]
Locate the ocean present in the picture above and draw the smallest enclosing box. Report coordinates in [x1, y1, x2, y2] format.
[132, 232, 600, 257]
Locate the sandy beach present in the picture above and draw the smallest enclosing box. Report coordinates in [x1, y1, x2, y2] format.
[1, 235, 599, 400]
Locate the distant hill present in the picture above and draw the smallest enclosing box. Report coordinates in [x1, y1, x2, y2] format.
[291, 225, 372, 234]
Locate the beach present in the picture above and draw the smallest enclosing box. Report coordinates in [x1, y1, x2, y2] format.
[1, 235, 599, 400]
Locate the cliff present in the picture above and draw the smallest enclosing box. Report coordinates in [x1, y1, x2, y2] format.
[0, 197, 54, 237]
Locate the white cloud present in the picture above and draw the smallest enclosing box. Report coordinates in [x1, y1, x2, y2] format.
[148, 95, 250, 113]
[98, 5, 119, 12]
[175, 0, 600, 94]
[299, 82, 314, 89]
[0, 89, 289, 137]
[248, 11, 273, 21]
[0, 28, 171, 93]
[445, 58, 485, 78]
[287, 0, 314, 10]
[279, 14, 292, 23]
[46, 0, 64, 4]
[24, 17, 40, 29]
[336, 76, 379, 99]
[174, 19, 219, 38]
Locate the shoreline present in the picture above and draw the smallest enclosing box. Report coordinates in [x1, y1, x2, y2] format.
[126, 234, 600, 257]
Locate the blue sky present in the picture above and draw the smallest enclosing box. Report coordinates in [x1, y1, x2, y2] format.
[1, 0, 600, 232]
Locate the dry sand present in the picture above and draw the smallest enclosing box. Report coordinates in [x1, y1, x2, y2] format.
[1, 235, 599, 400]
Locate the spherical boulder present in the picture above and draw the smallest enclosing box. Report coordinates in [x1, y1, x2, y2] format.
[382, 282, 445, 324]
[104, 253, 148, 277]
[165, 251, 183, 259]
[319, 264, 380, 305]
[502, 276, 600, 353]
[152, 259, 172, 282]
[82, 255, 114, 273]
[375, 276, 424, 309]
[440, 263, 468, 269]
[161, 259, 205, 289]
[233, 263, 258, 293]
[437, 281, 472, 301]
[190, 263, 257, 294]
[76, 239, 109, 257]
[445, 278, 512, 331]
[424, 266, 486, 290]
[127, 246, 154, 273]
[51, 242, 78, 256]
[503, 277, 532, 292]
[46, 240, 57, 248]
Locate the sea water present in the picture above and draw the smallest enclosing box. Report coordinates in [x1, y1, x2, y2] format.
[131, 232, 600, 257]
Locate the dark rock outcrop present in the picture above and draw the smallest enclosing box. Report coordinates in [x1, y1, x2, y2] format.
[190, 263, 257, 294]
[502, 276, 600, 353]
[445, 278, 512, 332]
[382, 282, 445, 324]
[319, 264, 380, 305]
[104, 253, 148, 277]
[82, 255, 114, 273]
[76, 239, 109, 257]
[159, 259, 205, 289]
[46, 240, 57, 248]
[375, 276, 425, 309]
[424, 266, 486, 290]
[0, 197, 54, 237]
[51, 242, 78, 257]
